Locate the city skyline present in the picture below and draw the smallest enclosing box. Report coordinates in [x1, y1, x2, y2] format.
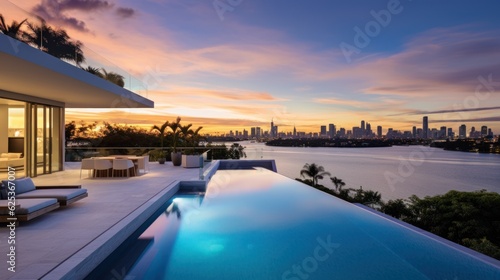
[5, 1, 500, 134]
[216, 116, 497, 139]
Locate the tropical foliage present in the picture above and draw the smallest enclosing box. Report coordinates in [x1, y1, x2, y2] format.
[0, 14, 27, 39]
[300, 163, 331, 187]
[1, 14, 129, 87]
[23, 21, 84, 64]
[295, 162, 500, 260]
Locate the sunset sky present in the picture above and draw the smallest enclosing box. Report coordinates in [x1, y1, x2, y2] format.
[5, 0, 500, 134]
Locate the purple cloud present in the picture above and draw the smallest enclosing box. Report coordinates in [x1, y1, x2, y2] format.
[32, 0, 134, 32]
[391, 106, 500, 116]
[115, 7, 136, 19]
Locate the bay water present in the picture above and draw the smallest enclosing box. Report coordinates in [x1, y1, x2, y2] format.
[240, 141, 500, 200]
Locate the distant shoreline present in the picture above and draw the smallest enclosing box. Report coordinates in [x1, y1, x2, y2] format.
[266, 138, 401, 148]
[264, 138, 500, 154]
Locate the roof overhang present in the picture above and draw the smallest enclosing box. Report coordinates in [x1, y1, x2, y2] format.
[0, 33, 154, 108]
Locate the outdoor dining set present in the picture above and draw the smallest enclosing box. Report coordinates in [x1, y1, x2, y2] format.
[80, 155, 149, 178]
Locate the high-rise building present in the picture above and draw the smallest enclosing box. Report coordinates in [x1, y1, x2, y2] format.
[293, 125, 297, 137]
[377, 126, 382, 138]
[366, 123, 372, 138]
[353, 127, 362, 138]
[270, 119, 277, 138]
[447, 128, 453, 138]
[481, 126, 488, 137]
[440, 126, 447, 139]
[412, 126, 417, 138]
[251, 127, 256, 138]
[423, 116, 428, 139]
[386, 128, 394, 139]
[488, 128, 493, 137]
[470, 126, 476, 138]
[459, 124, 466, 139]
[256, 127, 261, 138]
[320, 125, 327, 137]
[328, 123, 335, 138]
[339, 128, 346, 137]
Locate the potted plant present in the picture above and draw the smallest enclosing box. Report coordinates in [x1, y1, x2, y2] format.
[181, 125, 203, 168]
[168, 117, 182, 166]
[151, 121, 169, 164]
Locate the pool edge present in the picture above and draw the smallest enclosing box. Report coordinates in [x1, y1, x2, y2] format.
[41, 181, 181, 280]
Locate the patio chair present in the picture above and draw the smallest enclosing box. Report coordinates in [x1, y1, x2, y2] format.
[1, 177, 88, 206]
[0, 198, 60, 223]
[94, 159, 112, 177]
[112, 159, 135, 177]
[80, 158, 95, 179]
[137, 155, 149, 174]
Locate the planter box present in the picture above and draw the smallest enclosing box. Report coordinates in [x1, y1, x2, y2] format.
[182, 154, 200, 168]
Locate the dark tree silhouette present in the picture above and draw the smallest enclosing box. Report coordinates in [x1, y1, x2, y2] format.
[300, 163, 331, 187]
[23, 21, 85, 64]
[0, 14, 27, 40]
[101, 68, 125, 87]
[330, 176, 346, 191]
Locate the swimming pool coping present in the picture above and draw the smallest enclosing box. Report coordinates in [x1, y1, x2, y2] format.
[41, 181, 181, 280]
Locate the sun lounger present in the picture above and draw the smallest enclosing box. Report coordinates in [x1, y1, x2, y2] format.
[0, 198, 60, 222]
[1, 177, 88, 206]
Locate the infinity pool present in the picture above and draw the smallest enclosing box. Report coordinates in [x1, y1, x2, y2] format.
[88, 168, 500, 279]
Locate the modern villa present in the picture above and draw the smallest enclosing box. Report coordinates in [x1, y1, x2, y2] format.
[0, 32, 153, 179]
[1, 15, 500, 280]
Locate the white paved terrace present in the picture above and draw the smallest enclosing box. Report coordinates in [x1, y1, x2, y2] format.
[0, 161, 202, 280]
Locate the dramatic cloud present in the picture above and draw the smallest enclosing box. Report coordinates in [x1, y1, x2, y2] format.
[32, 0, 135, 32]
[342, 28, 500, 97]
[390, 106, 500, 116]
[431, 116, 500, 123]
[115, 7, 136, 19]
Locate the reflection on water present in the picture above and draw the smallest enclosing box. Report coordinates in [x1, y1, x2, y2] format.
[93, 169, 500, 280]
[243, 142, 500, 199]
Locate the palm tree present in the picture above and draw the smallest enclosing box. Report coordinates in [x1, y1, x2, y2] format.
[101, 69, 125, 87]
[181, 125, 203, 154]
[23, 21, 85, 65]
[82, 66, 104, 78]
[300, 163, 331, 187]
[179, 123, 193, 145]
[168, 117, 182, 153]
[330, 176, 346, 192]
[0, 14, 27, 40]
[151, 121, 170, 149]
[190, 126, 204, 148]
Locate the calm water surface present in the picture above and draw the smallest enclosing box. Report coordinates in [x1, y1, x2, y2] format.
[241, 142, 500, 200]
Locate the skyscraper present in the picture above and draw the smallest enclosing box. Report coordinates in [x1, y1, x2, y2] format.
[481, 126, 488, 137]
[440, 126, 447, 139]
[423, 116, 428, 139]
[377, 126, 382, 138]
[270, 118, 275, 138]
[459, 124, 466, 139]
[320, 125, 327, 137]
[328, 123, 335, 138]
[412, 126, 417, 138]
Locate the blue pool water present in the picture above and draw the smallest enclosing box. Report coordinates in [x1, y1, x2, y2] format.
[90, 168, 500, 279]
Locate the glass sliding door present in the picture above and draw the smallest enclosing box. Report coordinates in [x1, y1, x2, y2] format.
[26, 103, 63, 177]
